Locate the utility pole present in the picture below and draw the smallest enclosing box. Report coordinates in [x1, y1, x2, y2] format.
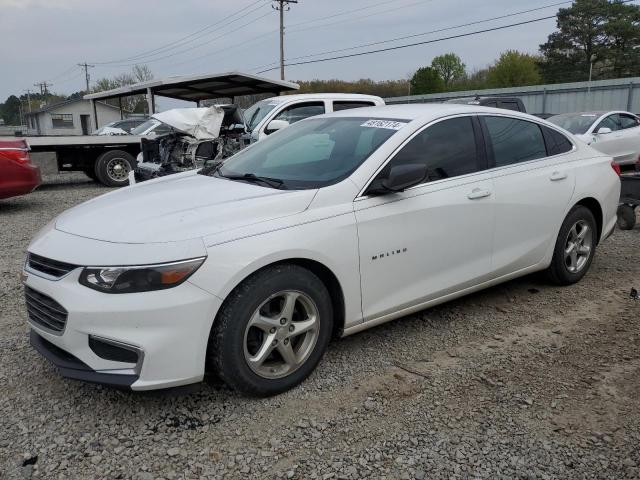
[272, 0, 298, 80]
[23, 89, 33, 112]
[78, 62, 95, 92]
[34, 81, 52, 96]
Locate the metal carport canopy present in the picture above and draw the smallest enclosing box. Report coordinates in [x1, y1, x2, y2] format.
[83, 71, 299, 128]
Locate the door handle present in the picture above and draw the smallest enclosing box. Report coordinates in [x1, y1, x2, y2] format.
[467, 188, 492, 200]
[550, 171, 568, 181]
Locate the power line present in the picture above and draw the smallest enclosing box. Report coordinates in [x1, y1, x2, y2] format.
[286, 0, 430, 35]
[257, 16, 560, 73]
[152, 0, 428, 73]
[252, 0, 573, 71]
[94, 9, 272, 68]
[90, 0, 268, 65]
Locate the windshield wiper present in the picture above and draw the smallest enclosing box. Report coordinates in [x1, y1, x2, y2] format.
[219, 172, 285, 189]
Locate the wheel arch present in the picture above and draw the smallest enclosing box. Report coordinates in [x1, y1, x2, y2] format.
[574, 197, 603, 243]
[215, 257, 347, 339]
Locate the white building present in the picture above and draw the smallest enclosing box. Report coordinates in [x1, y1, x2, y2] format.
[25, 99, 122, 136]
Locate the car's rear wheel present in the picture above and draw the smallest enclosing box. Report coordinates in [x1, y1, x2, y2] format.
[208, 264, 333, 396]
[546, 205, 597, 285]
[95, 150, 135, 187]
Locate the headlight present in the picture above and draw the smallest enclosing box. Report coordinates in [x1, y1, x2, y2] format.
[79, 257, 206, 294]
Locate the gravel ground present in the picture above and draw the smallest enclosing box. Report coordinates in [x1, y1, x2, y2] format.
[1, 173, 639, 480]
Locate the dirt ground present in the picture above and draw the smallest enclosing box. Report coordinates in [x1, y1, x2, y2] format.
[1, 173, 639, 479]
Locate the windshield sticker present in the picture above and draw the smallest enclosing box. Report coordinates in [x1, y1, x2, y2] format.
[361, 119, 407, 130]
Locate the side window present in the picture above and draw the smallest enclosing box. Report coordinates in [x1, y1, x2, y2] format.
[332, 101, 375, 111]
[378, 116, 479, 184]
[272, 102, 325, 125]
[541, 126, 573, 156]
[483, 116, 547, 167]
[499, 101, 522, 112]
[596, 115, 619, 132]
[617, 113, 640, 130]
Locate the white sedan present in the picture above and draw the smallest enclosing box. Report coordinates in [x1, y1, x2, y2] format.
[23, 105, 620, 396]
[548, 111, 640, 166]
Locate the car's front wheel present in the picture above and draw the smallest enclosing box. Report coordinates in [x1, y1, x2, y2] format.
[546, 205, 597, 285]
[208, 264, 333, 396]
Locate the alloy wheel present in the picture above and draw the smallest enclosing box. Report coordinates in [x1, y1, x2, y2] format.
[564, 219, 593, 273]
[243, 290, 320, 379]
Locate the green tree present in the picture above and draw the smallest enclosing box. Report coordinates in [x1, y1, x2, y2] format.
[0, 95, 22, 125]
[92, 65, 154, 113]
[604, 1, 640, 77]
[431, 53, 466, 87]
[410, 67, 445, 94]
[487, 51, 542, 87]
[539, 0, 640, 83]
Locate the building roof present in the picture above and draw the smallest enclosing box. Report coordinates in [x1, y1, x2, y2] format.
[24, 98, 119, 116]
[83, 71, 299, 103]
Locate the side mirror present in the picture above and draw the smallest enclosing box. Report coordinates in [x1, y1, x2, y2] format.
[265, 119, 289, 134]
[367, 164, 428, 195]
[596, 127, 612, 135]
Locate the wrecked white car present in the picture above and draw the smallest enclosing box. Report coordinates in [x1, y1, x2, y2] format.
[134, 105, 248, 181]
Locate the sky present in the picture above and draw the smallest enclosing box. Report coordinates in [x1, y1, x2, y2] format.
[0, 0, 564, 109]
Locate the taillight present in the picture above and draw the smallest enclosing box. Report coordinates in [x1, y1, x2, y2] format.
[0, 139, 31, 165]
[611, 160, 621, 176]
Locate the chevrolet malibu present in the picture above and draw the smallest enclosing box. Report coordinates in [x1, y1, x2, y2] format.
[24, 105, 620, 396]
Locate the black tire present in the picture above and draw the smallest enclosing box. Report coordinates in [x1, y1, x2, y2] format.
[617, 205, 636, 230]
[546, 205, 597, 285]
[95, 150, 135, 187]
[83, 166, 98, 181]
[208, 264, 333, 397]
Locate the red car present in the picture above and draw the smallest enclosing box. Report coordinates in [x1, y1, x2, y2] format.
[0, 139, 41, 200]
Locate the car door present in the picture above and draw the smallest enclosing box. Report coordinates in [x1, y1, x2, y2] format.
[355, 115, 496, 321]
[591, 114, 626, 162]
[482, 115, 577, 276]
[612, 113, 640, 165]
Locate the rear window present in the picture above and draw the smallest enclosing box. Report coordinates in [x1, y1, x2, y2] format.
[483, 116, 547, 167]
[541, 126, 573, 156]
[333, 101, 376, 111]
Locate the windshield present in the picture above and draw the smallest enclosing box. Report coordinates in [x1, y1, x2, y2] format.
[547, 113, 598, 134]
[208, 117, 404, 190]
[244, 99, 279, 131]
[131, 119, 162, 135]
[93, 121, 119, 134]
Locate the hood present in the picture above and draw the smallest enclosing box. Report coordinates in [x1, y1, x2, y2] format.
[152, 107, 225, 140]
[55, 172, 316, 244]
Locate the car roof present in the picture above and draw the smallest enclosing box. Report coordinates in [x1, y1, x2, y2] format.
[324, 103, 538, 123]
[265, 93, 383, 102]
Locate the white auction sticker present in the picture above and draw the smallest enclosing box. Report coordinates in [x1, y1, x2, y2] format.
[361, 119, 406, 130]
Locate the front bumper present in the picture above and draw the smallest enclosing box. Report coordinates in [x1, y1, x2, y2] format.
[24, 266, 222, 391]
[30, 330, 138, 388]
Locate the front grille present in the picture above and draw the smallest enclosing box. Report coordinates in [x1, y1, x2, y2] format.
[24, 286, 68, 334]
[27, 253, 78, 278]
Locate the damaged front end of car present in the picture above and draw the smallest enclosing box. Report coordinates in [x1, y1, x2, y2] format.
[134, 105, 249, 182]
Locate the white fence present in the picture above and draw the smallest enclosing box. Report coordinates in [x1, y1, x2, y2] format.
[385, 77, 640, 114]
